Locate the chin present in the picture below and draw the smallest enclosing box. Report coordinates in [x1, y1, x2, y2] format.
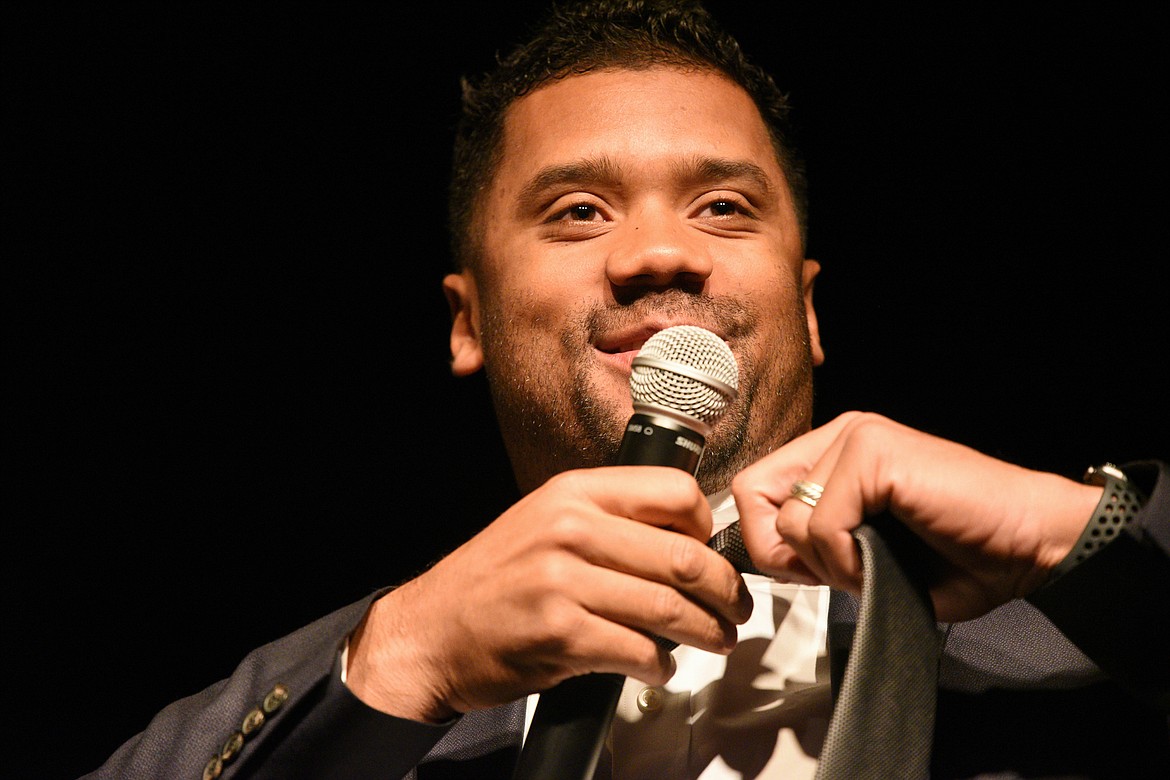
[591, 375, 636, 421]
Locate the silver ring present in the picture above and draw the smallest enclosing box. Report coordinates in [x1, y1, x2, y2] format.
[790, 479, 824, 508]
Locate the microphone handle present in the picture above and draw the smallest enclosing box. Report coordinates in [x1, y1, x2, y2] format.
[512, 413, 761, 780]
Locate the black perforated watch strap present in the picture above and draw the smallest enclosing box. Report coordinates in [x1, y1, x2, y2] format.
[1047, 463, 1147, 583]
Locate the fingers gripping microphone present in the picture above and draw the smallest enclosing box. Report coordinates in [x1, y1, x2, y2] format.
[513, 325, 758, 780]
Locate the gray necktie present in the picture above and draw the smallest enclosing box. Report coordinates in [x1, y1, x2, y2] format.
[815, 519, 943, 780]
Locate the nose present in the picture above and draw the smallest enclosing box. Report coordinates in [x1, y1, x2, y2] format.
[605, 206, 713, 291]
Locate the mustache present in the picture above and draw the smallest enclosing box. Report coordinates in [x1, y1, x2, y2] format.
[582, 291, 757, 343]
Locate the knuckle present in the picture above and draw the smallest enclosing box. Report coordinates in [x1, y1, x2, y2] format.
[631, 641, 669, 682]
[843, 411, 889, 443]
[649, 585, 686, 627]
[658, 469, 705, 510]
[534, 601, 586, 649]
[547, 468, 582, 489]
[545, 469, 591, 500]
[775, 500, 809, 540]
[544, 512, 590, 551]
[531, 551, 575, 593]
[667, 535, 707, 584]
[775, 494, 806, 523]
[727, 577, 750, 616]
[704, 616, 735, 649]
[686, 613, 717, 647]
[683, 482, 710, 516]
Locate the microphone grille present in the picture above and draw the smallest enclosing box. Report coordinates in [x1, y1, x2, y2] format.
[629, 325, 739, 431]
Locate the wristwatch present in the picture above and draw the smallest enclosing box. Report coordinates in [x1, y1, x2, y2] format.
[1046, 462, 1148, 582]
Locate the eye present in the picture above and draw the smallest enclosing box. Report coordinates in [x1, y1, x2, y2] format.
[699, 198, 749, 218]
[554, 203, 603, 222]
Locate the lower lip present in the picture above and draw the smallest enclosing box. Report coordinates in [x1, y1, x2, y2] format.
[596, 349, 639, 373]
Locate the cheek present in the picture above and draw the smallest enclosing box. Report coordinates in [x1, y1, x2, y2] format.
[712, 233, 797, 282]
[481, 253, 600, 323]
[475, 274, 583, 359]
[717, 261, 797, 313]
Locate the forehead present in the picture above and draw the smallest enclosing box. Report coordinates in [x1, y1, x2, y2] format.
[493, 67, 785, 192]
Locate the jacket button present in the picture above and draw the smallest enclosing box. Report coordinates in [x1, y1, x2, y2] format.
[241, 706, 265, 735]
[220, 731, 245, 762]
[636, 686, 663, 713]
[202, 755, 223, 780]
[263, 683, 289, 713]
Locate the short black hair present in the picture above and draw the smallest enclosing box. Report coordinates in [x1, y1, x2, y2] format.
[448, 0, 807, 270]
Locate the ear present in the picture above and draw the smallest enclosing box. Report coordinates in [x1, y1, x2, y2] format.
[801, 259, 825, 367]
[442, 270, 484, 376]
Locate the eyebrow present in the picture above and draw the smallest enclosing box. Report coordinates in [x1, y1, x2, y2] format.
[517, 156, 623, 207]
[685, 157, 776, 199]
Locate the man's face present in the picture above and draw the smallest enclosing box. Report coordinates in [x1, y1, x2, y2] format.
[445, 67, 823, 495]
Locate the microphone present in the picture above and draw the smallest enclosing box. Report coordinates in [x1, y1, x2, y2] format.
[513, 325, 760, 780]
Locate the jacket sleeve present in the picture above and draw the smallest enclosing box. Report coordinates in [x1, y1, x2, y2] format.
[1026, 459, 1170, 712]
[79, 588, 458, 780]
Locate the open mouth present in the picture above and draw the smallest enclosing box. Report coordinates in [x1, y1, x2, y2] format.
[596, 323, 668, 353]
[594, 322, 726, 371]
[597, 335, 652, 355]
[594, 325, 662, 370]
[597, 322, 726, 350]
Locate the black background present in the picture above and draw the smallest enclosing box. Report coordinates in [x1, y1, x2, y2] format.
[4, 3, 1166, 778]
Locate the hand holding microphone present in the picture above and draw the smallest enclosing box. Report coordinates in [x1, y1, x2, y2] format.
[514, 325, 761, 780]
[348, 328, 751, 728]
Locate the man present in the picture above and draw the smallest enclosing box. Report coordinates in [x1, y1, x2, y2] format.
[83, 2, 1168, 778]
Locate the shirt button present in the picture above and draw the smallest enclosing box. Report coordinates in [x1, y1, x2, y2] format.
[636, 686, 663, 713]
